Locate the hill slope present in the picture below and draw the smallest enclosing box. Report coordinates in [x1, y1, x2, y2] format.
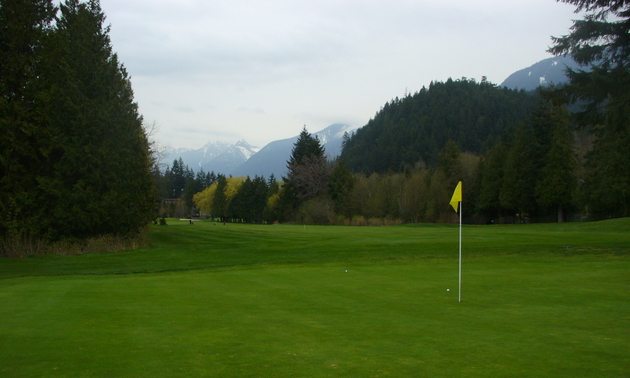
[341, 79, 538, 173]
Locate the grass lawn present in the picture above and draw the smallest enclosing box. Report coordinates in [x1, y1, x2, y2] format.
[1, 219, 629, 377]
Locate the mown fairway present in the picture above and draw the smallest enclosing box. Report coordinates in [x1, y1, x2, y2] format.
[1, 219, 629, 377]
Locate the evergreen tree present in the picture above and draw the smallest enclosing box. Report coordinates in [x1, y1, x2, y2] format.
[535, 106, 577, 222]
[582, 128, 630, 215]
[169, 158, 187, 198]
[267, 174, 279, 196]
[285, 126, 329, 205]
[550, 0, 630, 130]
[250, 176, 270, 223]
[500, 123, 538, 220]
[212, 175, 228, 221]
[227, 177, 248, 222]
[198, 169, 216, 189]
[550, 0, 630, 216]
[1, 0, 155, 244]
[230, 176, 268, 223]
[475, 141, 508, 219]
[437, 140, 463, 186]
[44, 0, 155, 239]
[182, 174, 201, 214]
[287, 126, 326, 169]
[328, 160, 355, 217]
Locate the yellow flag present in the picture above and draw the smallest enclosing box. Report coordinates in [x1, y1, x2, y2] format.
[449, 181, 462, 212]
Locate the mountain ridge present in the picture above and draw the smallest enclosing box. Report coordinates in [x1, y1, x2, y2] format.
[162, 123, 357, 178]
[162, 55, 580, 177]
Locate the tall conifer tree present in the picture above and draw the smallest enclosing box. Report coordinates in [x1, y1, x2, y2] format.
[41, 0, 155, 239]
[286, 126, 328, 202]
[550, 0, 630, 216]
[500, 124, 538, 220]
[1, 0, 155, 246]
[535, 107, 577, 222]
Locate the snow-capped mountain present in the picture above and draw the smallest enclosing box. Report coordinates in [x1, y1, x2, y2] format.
[313, 123, 357, 160]
[161, 141, 230, 170]
[231, 123, 357, 179]
[162, 123, 357, 178]
[500, 55, 582, 91]
[161, 140, 258, 173]
[200, 140, 259, 174]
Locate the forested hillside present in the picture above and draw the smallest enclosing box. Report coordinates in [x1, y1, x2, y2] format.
[341, 79, 538, 173]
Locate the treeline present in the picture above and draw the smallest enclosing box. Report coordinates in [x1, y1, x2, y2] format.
[1, 0, 155, 255]
[193, 175, 276, 223]
[473, 100, 578, 222]
[190, 92, 624, 225]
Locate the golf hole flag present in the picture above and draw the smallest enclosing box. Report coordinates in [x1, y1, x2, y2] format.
[450, 181, 462, 212]
[450, 181, 463, 302]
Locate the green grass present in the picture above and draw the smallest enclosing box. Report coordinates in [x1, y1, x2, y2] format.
[1, 219, 629, 377]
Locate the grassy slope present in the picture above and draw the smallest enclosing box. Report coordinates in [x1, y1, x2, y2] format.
[1, 218, 628, 278]
[0, 219, 628, 377]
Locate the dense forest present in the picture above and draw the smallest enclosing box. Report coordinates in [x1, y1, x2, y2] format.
[341, 79, 539, 173]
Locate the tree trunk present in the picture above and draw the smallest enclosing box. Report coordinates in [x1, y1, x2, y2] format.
[557, 204, 564, 223]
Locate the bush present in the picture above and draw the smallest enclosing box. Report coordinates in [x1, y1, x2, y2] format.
[296, 198, 336, 225]
[0, 232, 149, 258]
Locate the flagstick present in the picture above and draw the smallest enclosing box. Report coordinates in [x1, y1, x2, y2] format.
[458, 202, 462, 303]
[449, 181, 463, 303]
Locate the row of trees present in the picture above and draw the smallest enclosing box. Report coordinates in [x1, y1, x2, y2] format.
[474, 100, 577, 222]
[1, 0, 155, 251]
[152, 158, 217, 218]
[192, 128, 328, 224]
[190, 95, 614, 225]
[193, 175, 274, 223]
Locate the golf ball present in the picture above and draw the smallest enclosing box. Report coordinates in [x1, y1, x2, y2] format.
[345, 270, 348, 273]
[446, 289, 450, 291]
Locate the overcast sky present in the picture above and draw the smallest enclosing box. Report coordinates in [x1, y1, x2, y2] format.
[98, 0, 579, 150]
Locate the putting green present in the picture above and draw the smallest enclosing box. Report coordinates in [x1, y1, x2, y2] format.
[1, 251, 628, 377]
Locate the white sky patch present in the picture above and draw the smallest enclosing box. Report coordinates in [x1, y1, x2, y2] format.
[94, 0, 581, 149]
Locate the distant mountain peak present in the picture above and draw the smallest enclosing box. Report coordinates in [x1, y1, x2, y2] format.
[232, 141, 260, 161]
[501, 55, 581, 91]
[312, 123, 356, 147]
[162, 124, 354, 178]
[230, 123, 358, 178]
